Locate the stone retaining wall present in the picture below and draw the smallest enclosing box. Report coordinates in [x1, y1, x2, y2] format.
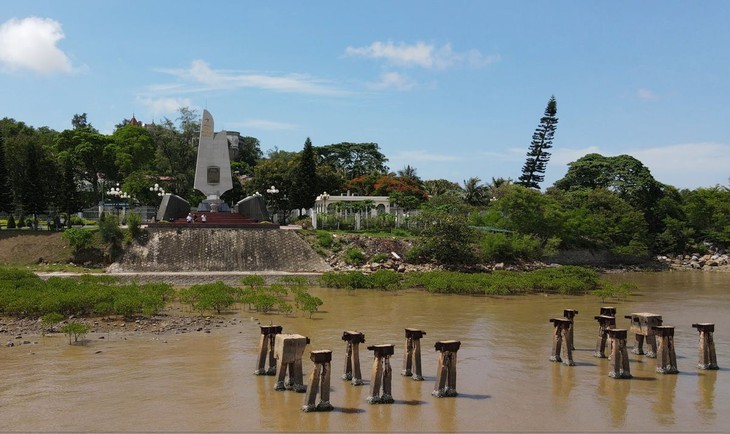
[109, 228, 331, 273]
[99, 272, 323, 286]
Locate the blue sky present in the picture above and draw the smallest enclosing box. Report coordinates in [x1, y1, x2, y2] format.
[1, 1, 729, 189]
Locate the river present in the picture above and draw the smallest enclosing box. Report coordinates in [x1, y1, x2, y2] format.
[1, 271, 728, 432]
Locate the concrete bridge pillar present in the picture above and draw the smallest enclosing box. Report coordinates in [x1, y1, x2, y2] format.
[254, 325, 282, 375]
[273, 334, 309, 392]
[549, 318, 574, 366]
[366, 344, 395, 404]
[594, 315, 616, 358]
[600, 306, 617, 317]
[302, 350, 334, 412]
[433, 340, 461, 397]
[607, 329, 632, 379]
[625, 312, 662, 358]
[402, 328, 426, 380]
[342, 331, 365, 385]
[692, 323, 718, 370]
[653, 326, 678, 374]
[563, 309, 578, 350]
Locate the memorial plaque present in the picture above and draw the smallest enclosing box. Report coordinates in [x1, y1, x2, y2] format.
[207, 166, 220, 184]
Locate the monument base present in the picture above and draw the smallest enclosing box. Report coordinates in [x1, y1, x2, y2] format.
[197, 199, 231, 213]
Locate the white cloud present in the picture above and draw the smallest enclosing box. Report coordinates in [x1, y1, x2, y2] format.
[631, 142, 730, 188]
[156, 60, 347, 96]
[637, 88, 657, 101]
[345, 41, 499, 70]
[545, 143, 730, 189]
[238, 119, 297, 131]
[138, 96, 194, 116]
[0, 17, 73, 74]
[367, 72, 416, 91]
[391, 150, 460, 163]
[550, 146, 602, 165]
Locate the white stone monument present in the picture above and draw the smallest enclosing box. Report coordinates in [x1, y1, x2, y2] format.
[194, 110, 233, 211]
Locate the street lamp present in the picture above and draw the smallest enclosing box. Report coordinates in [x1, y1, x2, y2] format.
[106, 183, 121, 216]
[149, 183, 166, 197]
[266, 185, 279, 223]
[321, 191, 330, 213]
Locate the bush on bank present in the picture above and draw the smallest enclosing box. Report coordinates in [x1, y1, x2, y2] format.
[320, 266, 602, 296]
[0, 267, 172, 318]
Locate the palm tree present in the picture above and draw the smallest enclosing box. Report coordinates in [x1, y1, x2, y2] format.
[462, 177, 487, 206]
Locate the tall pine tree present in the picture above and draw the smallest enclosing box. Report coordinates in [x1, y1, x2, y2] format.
[518, 96, 558, 189]
[290, 138, 318, 216]
[0, 135, 15, 216]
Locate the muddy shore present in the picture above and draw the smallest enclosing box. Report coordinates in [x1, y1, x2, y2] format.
[1, 306, 254, 347]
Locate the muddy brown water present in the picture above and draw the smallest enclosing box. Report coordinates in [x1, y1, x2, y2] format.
[2, 272, 728, 432]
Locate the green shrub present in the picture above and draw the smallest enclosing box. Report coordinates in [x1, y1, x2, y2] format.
[60, 321, 89, 344]
[181, 281, 237, 314]
[62, 228, 95, 253]
[344, 248, 366, 266]
[370, 269, 401, 290]
[370, 253, 389, 263]
[320, 271, 374, 289]
[241, 274, 266, 289]
[17, 215, 26, 228]
[126, 212, 143, 239]
[0, 270, 173, 319]
[41, 312, 65, 330]
[7, 215, 16, 229]
[400, 266, 601, 296]
[593, 281, 636, 302]
[70, 215, 87, 226]
[316, 231, 334, 248]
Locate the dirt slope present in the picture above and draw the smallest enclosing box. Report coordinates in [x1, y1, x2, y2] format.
[0, 231, 72, 265]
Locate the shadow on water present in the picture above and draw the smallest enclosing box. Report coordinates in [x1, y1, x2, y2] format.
[397, 399, 428, 406]
[336, 407, 366, 414]
[630, 375, 658, 382]
[455, 393, 491, 400]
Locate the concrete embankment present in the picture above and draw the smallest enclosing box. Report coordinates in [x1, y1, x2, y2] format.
[108, 227, 331, 274]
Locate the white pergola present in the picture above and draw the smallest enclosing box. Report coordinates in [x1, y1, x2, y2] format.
[314, 192, 392, 215]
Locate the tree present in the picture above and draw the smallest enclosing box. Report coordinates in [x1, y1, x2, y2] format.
[61, 321, 89, 344]
[237, 136, 263, 169]
[110, 124, 155, 178]
[55, 154, 83, 224]
[316, 142, 388, 180]
[491, 184, 563, 243]
[71, 113, 94, 131]
[553, 153, 666, 239]
[462, 177, 488, 206]
[555, 187, 649, 256]
[289, 138, 318, 215]
[19, 140, 47, 219]
[148, 118, 196, 200]
[518, 96, 558, 189]
[409, 208, 477, 265]
[0, 135, 14, 216]
[54, 128, 116, 201]
[681, 187, 730, 245]
[423, 179, 462, 197]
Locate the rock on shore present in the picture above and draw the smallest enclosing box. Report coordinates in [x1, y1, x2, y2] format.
[656, 250, 730, 271]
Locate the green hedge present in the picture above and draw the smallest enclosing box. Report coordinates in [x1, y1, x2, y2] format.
[320, 266, 602, 296]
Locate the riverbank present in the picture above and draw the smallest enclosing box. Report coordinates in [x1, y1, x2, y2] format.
[2, 306, 252, 347]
